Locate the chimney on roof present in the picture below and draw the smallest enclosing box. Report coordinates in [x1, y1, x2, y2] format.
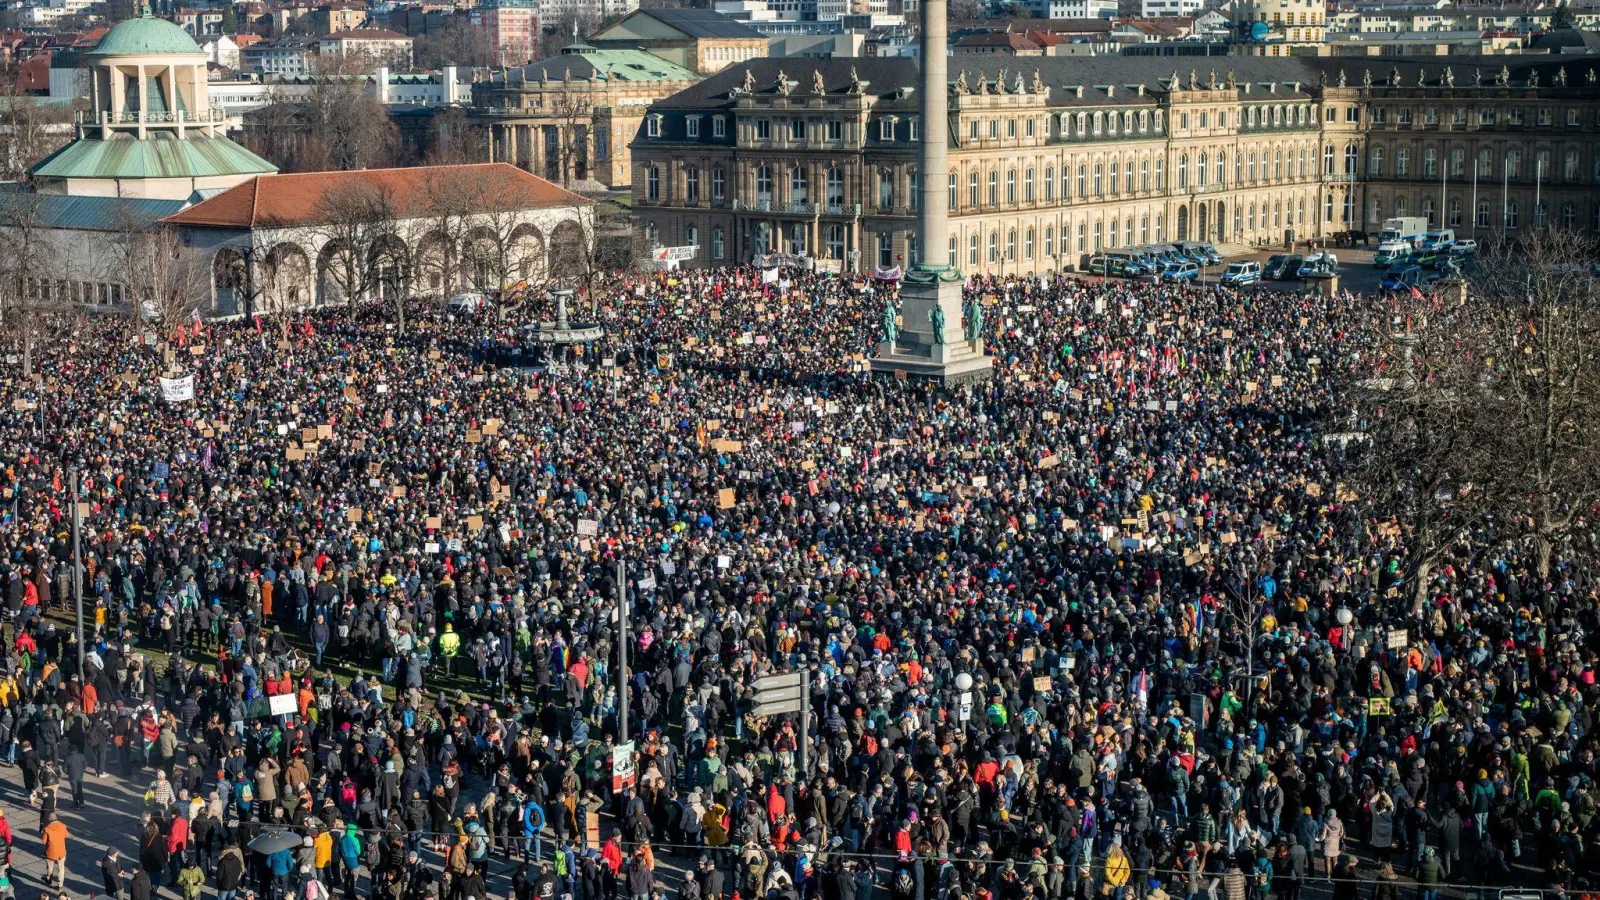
[1106, 84, 1114, 96]
[1137, 83, 1144, 95]
[1075, 84, 1083, 97]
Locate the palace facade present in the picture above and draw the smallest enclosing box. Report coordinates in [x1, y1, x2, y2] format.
[627, 56, 1600, 274]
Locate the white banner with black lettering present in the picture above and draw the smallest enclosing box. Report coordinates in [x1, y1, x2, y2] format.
[159, 375, 195, 403]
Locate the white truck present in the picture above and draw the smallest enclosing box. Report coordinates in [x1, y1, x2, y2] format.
[1378, 216, 1430, 245]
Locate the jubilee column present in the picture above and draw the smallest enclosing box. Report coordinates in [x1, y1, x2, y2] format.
[870, 0, 993, 385]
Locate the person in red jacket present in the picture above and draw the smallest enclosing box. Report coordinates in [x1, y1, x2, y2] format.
[165, 813, 188, 886]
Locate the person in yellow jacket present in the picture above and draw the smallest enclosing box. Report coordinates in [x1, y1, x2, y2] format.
[702, 803, 729, 846]
[1104, 842, 1132, 900]
[313, 829, 334, 882]
[438, 624, 461, 676]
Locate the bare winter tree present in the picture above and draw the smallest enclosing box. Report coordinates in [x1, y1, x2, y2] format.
[453, 172, 545, 322]
[414, 17, 497, 69]
[105, 205, 211, 334]
[243, 64, 399, 173]
[1469, 230, 1600, 578]
[313, 180, 402, 323]
[1346, 288, 1499, 611]
[0, 192, 63, 376]
[0, 67, 72, 180]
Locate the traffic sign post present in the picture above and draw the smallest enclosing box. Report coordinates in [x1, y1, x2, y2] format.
[755, 671, 807, 775]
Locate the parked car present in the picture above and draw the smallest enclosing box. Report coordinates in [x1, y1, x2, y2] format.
[1380, 265, 1428, 291]
[447, 291, 488, 313]
[1267, 254, 1305, 280]
[1407, 248, 1438, 268]
[1161, 261, 1200, 283]
[1298, 252, 1338, 278]
[1220, 261, 1262, 286]
[1448, 239, 1478, 257]
[1263, 254, 1292, 279]
[1374, 241, 1412, 266]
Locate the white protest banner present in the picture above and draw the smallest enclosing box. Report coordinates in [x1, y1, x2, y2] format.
[159, 375, 195, 403]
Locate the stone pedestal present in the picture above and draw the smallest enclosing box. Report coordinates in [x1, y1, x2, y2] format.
[871, 271, 993, 385]
[1305, 274, 1339, 298]
[1439, 278, 1468, 303]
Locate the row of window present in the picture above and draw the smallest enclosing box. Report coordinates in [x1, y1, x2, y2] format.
[27, 279, 123, 306]
[1365, 195, 1600, 231]
[1371, 105, 1589, 129]
[1363, 145, 1600, 182]
[643, 146, 1321, 207]
[650, 102, 1316, 144]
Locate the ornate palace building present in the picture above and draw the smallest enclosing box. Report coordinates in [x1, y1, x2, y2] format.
[628, 56, 1600, 274]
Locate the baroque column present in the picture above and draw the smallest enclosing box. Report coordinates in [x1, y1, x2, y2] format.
[870, 0, 992, 385]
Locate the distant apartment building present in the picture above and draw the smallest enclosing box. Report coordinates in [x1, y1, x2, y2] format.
[1032, 0, 1118, 19]
[1142, 0, 1203, 17]
[306, 3, 369, 35]
[316, 28, 414, 68]
[241, 36, 313, 76]
[471, 0, 539, 67]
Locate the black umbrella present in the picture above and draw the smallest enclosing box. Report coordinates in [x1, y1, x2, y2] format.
[248, 831, 302, 855]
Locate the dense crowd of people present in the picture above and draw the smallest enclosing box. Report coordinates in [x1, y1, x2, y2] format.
[0, 265, 1588, 900]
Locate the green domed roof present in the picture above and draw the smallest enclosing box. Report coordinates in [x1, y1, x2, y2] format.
[89, 15, 204, 57]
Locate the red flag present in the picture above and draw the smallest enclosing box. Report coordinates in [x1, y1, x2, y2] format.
[301, 319, 314, 338]
[174, 323, 187, 348]
[1410, 286, 1424, 301]
[253, 316, 263, 333]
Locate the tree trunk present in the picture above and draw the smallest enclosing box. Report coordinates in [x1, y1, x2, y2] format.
[1410, 556, 1433, 613]
[1535, 533, 1553, 581]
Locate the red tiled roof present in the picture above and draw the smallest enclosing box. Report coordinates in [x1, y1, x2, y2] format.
[162, 163, 592, 229]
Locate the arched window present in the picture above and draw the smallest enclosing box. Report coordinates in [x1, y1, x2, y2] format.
[1274, 149, 1283, 180]
[1155, 158, 1165, 190]
[1044, 227, 1054, 258]
[1197, 153, 1208, 188]
[948, 235, 958, 268]
[878, 168, 893, 209]
[1140, 159, 1149, 192]
[1094, 163, 1104, 196]
[647, 166, 661, 201]
[1178, 154, 1188, 189]
[1110, 161, 1119, 195]
[1025, 167, 1035, 203]
[1006, 169, 1017, 204]
[988, 231, 999, 263]
[1505, 150, 1521, 180]
[1006, 229, 1016, 260]
[1109, 217, 1118, 248]
[1078, 164, 1087, 197]
[948, 171, 957, 209]
[988, 170, 999, 205]
[1044, 167, 1054, 201]
[790, 166, 808, 204]
[969, 171, 979, 207]
[1217, 152, 1226, 185]
[755, 165, 772, 202]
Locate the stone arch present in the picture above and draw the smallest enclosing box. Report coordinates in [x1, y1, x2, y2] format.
[266, 241, 311, 312]
[548, 219, 587, 279]
[317, 239, 354, 306]
[369, 234, 410, 302]
[463, 226, 503, 292]
[1177, 205, 1190, 242]
[509, 224, 545, 282]
[212, 247, 247, 315]
[415, 231, 455, 297]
